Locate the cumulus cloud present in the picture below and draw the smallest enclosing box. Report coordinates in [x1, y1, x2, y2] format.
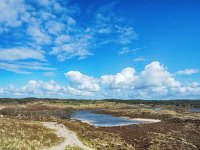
[136, 61, 180, 89]
[1, 60, 200, 99]
[65, 71, 100, 92]
[21, 80, 64, 96]
[0, 80, 96, 98]
[101, 67, 137, 89]
[177, 69, 199, 75]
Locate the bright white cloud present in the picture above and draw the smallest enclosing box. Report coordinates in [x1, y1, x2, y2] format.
[0, 80, 96, 98]
[65, 71, 100, 92]
[136, 61, 180, 89]
[1, 61, 200, 99]
[21, 80, 64, 95]
[177, 69, 199, 75]
[101, 67, 137, 89]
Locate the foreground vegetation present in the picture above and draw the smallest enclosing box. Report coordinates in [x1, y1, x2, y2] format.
[0, 117, 63, 150]
[0, 98, 200, 150]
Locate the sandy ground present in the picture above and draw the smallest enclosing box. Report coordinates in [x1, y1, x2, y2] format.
[127, 118, 161, 123]
[0, 106, 5, 110]
[42, 122, 93, 150]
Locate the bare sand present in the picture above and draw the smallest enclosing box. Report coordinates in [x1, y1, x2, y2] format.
[42, 122, 93, 150]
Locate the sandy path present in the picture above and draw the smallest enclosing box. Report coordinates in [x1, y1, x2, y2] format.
[0, 106, 5, 110]
[42, 122, 93, 150]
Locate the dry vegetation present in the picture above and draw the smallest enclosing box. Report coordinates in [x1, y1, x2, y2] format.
[65, 146, 84, 150]
[0, 117, 63, 150]
[94, 108, 200, 150]
[0, 99, 200, 150]
[62, 120, 135, 150]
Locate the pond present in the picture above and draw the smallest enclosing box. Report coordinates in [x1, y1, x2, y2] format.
[144, 107, 161, 111]
[71, 110, 160, 127]
[189, 108, 200, 113]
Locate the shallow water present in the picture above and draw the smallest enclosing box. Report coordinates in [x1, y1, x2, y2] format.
[71, 110, 147, 127]
[189, 108, 200, 113]
[145, 107, 161, 111]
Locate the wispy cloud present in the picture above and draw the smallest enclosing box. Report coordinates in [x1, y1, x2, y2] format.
[0, 48, 46, 61]
[176, 69, 199, 75]
[118, 47, 140, 55]
[0, 1, 138, 62]
[0, 61, 55, 74]
[133, 57, 146, 62]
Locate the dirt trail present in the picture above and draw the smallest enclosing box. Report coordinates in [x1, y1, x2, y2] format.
[43, 122, 93, 150]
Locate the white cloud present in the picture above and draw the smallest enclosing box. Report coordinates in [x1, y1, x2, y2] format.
[1, 61, 200, 99]
[21, 80, 64, 96]
[0, 1, 138, 61]
[43, 72, 56, 77]
[101, 67, 137, 89]
[50, 33, 93, 61]
[118, 47, 140, 55]
[177, 69, 199, 75]
[67, 87, 94, 97]
[27, 25, 51, 45]
[45, 20, 64, 35]
[116, 26, 138, 44]
[55, 35, 71, 45]
[0, 80, 96, 98]
[0, 48, 46, 61]
[67, 17, 76, 25]
[0, 0, 26, 28]
[133, 57, 146, 62]
[65, 71, 100, 92]
[136, 61, 180, 89]
[0, 61, 55, 74]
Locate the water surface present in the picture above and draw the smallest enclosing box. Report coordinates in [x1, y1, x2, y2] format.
[71, 110, 147, 127]
[189, 108, 200, 113]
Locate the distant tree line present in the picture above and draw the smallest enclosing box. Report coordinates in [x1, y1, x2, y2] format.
[103, 99, 200, 107]
[0, 98, 200, 107]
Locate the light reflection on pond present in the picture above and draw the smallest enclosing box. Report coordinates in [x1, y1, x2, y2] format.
[189, 108, 200, 113]
[71, 110, 157, 127]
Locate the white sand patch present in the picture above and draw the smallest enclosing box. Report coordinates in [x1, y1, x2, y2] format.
[128, 118, 161, 123]
[0, 106, 5, 110]
[42, 122, 93, 150]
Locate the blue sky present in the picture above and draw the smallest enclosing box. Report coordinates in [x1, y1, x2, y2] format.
[0, 0, 200, 99]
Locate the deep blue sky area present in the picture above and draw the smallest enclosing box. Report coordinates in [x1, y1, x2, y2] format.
[0, 0, 200, 99]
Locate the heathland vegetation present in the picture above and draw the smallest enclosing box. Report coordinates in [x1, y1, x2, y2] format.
[0, 98, 200, 150]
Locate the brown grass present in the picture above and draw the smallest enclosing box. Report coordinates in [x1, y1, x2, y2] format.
[62, 120, 135, 150]
[0, 117, 63, 150]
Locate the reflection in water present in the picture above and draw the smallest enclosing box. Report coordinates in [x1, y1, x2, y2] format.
[71, 110, 146, 127]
